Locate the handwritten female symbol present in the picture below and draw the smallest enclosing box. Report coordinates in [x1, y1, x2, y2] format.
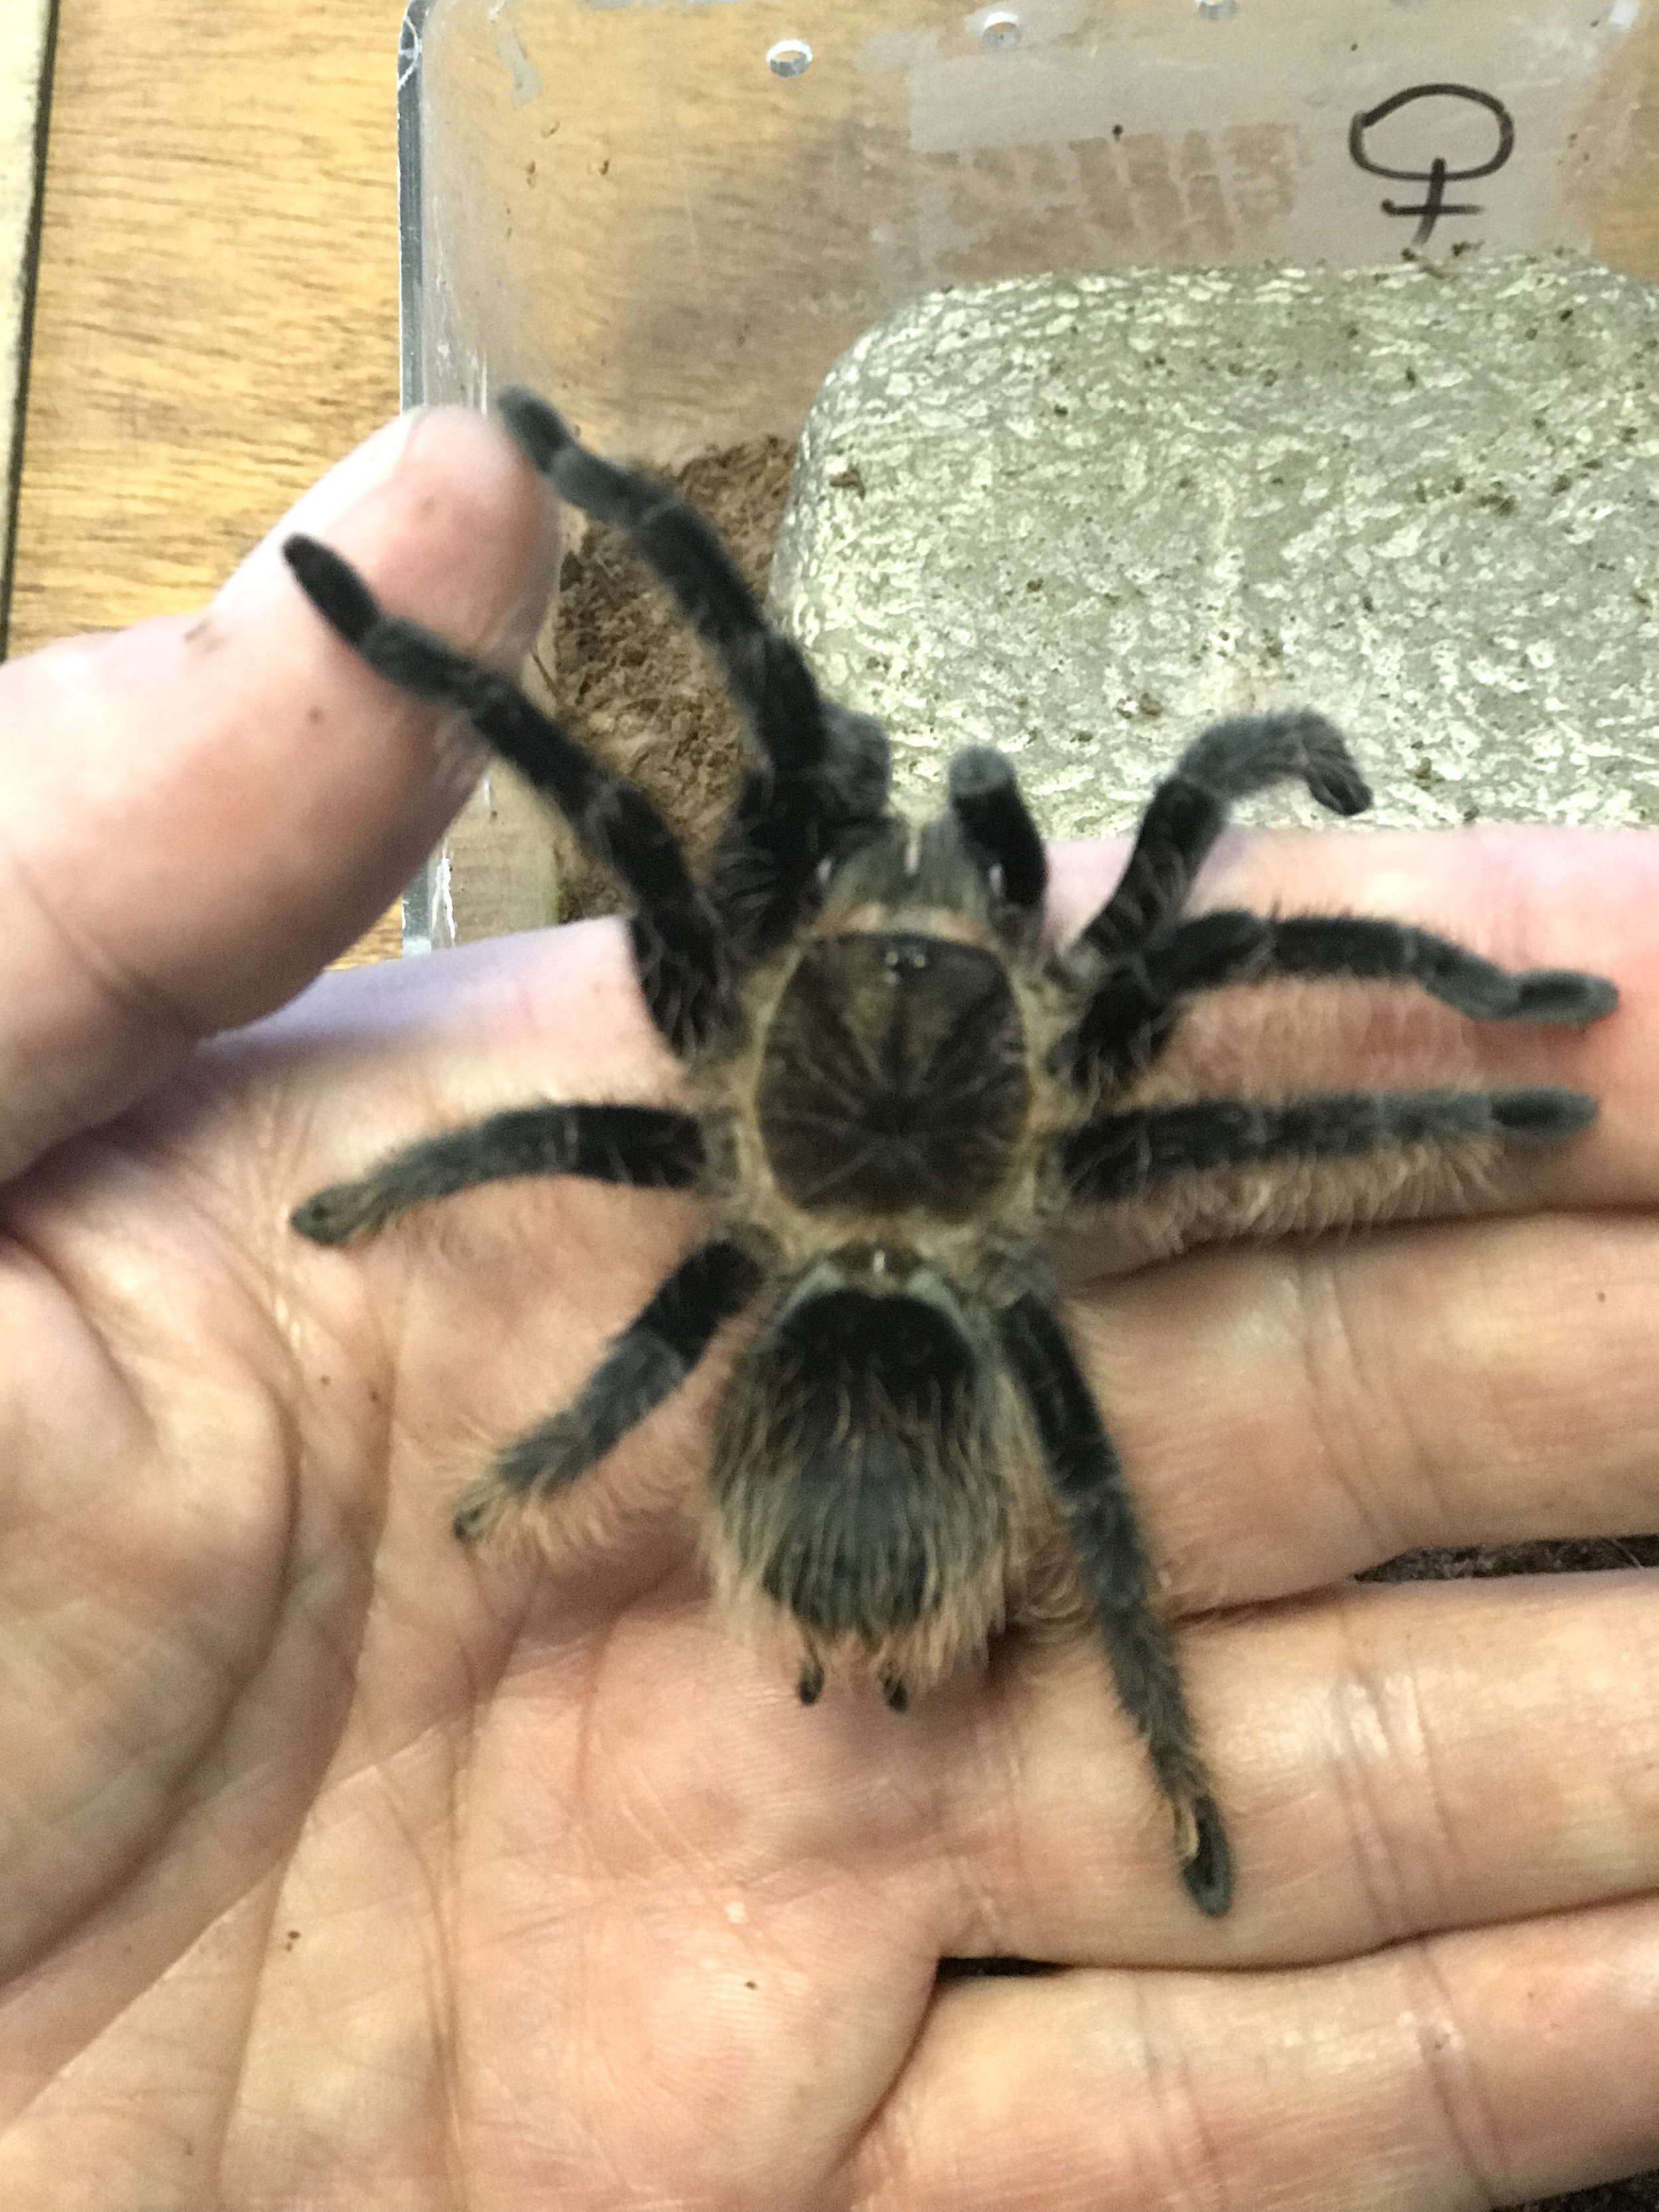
[1348, 82, 1516, 248]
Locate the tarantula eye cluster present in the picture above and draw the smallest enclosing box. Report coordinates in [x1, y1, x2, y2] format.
[285, 391, 1615, 1917]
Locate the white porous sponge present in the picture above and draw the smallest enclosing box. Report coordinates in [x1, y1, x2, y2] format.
[772, 253, 1659, 838]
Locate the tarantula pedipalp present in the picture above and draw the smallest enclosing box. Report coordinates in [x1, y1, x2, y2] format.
[284, 390, 1617, 1917]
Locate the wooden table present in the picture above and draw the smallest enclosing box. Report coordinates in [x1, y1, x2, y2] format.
[9, 0, 411, 962]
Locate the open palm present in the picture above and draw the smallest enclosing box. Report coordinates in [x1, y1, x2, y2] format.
[0, 410, 1654, 2211]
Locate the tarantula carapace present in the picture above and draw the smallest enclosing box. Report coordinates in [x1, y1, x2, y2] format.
[285, 390, 1616, 1916]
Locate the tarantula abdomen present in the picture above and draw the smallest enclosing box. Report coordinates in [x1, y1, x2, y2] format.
[710, 1254, 1019, 1689]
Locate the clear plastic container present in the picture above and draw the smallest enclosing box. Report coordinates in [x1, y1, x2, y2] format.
[396, 0, 1649, 946]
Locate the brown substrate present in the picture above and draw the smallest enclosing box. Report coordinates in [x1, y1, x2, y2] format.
[528, 434, 796, 920]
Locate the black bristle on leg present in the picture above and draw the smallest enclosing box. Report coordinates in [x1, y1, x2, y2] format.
[1063, 1086, 1599, 1205]
[706, 738, 891, 966]
[291, 1103, 705, 1246]
[1228, 915, 1619, 1025]
[948, 748, 1048, 919]
[452, 1238, 764, 1541]
[1491, 1087, 1599, 1140]
[496, 386, 830, 777]
[496, 388, 893, 967]
[1061, 910, 1262, 1084]
[281, 533, 731, 1051]
[283, 534, 380, 643]
[797, 1657, 826, 1706]
[1070, 709, 1369, 974]
[1183, 1797, 1233, 1917]
[1066, 909, 1620, 1084]
[1177, 711, 1372, 814]
[820, 703, 893, 824]
[998, 1292, 1230, 1915]
[496, 390, 771, 680]
[881, 1676, 910, 1714]
[494, 386, 576, 476]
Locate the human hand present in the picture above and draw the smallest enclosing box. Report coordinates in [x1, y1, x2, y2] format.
[0, 409, 1655, 2209]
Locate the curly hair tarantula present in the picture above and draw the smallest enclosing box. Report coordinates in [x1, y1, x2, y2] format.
[283, 390, 1617, 1917]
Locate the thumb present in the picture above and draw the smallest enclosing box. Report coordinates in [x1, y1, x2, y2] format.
[0, 406, 559, 1181]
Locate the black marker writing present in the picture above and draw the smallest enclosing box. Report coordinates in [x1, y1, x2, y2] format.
[1348, 82, 1515, 248]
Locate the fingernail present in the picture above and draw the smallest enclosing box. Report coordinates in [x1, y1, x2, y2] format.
[214, 411, 427, 613]
[283, 410, 429, 534]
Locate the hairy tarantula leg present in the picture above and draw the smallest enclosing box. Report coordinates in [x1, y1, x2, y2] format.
[496, 391, 893, 964]
[281, 535, 729, 1051]
[1063, 1086, 1598, 1205]
[291, 1104, 705, 1246]
[947, 749, 1048, 919]
[453, 1238, 764, 1542]
[997, 1293, 1231, 1917]
[1068, 710, 1372, 975]
[1068, 910, 1619, 1083]
[1153, 913, 1617, 1024]
[496, 389, 829, 778]
[705, 721, 890, 968]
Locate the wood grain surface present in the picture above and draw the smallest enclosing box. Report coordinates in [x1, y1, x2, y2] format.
[9, 0, 409, 962]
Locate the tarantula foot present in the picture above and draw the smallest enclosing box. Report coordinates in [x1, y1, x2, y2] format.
[1183, 709, 1371, 816]
[1509, 969, 1619, 1026]
[498, 388, 658, 536]
[282, 535, 380, 646]
[797, 1657, 826, 1706]
[1491, 1087, 1599, 1141]
[452, 1477, 515, 1545]
[291, 1181, 388, 1246]
[1178, 1795, 1234, 1919]
[496, 386, 575, 473]
[1300, 735, 1371, 819]
[880, 1676, 910, 1714]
